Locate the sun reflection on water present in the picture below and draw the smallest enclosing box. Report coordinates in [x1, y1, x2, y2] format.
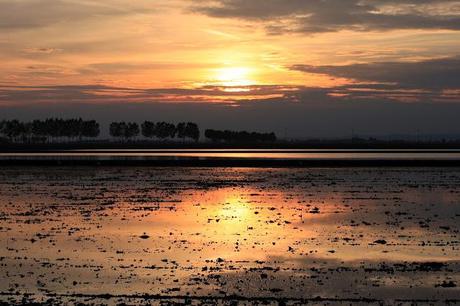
[2, 168, 460, 300]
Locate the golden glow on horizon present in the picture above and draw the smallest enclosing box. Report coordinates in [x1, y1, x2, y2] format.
[0, 0, 459, 103]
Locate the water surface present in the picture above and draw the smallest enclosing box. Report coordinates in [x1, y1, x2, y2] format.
[0, 167, 459, 304]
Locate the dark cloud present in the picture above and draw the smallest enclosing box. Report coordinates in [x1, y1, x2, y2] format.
[1, 83, 460, 138]
[192, 0, 460, 34]
[291, 56, 460, 90]
[2, 81, 456, 107]
[0, 84, 299, 105]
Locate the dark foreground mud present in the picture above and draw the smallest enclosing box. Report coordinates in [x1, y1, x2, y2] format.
[0, 167, 459, 305]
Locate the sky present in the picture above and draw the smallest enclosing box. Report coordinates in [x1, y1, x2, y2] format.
[1, 0, 460, 138]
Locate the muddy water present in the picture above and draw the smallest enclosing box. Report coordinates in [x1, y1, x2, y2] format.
[0, 167, 459, 304]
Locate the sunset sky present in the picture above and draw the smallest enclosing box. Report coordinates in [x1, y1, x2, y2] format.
[1, 0, 460, 137]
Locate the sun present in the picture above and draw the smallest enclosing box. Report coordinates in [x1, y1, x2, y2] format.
[215, 67, 254, 87]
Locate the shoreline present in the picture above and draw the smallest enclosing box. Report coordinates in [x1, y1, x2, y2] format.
[2, 141, 460, 151]
[2, 158, 460, 167]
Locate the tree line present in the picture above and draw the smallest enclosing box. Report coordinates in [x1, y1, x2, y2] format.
[110, 122, 200, 141]
[205, 129, 277, 143]
[0, 118, 99, 143]
[0, 118, 277, 143]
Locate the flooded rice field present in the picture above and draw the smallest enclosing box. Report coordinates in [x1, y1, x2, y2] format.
[1, 167, 460, 305]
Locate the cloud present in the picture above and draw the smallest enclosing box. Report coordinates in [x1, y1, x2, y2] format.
[22, 47, 62, 55]
[2, 84, 460, 138]
[77, 61, 217, 75]
[0, 0, 156, 29]
[0, 84, 299, 105]
[192, 0, 460, 34]
[290, 56, 460, 90]
[2, 54, 460, 107]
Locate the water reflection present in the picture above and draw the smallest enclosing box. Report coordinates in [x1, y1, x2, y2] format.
[0, 167, 459, 303]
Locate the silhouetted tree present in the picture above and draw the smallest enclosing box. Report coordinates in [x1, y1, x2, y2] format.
[155, 122, 176, 140]
[204, 129, 221, 142]
[81, 120, 100, 139]
[0, 119, 203, 143]
[184, 122, 200, 142]
[205, 129, 276, 143]
[126, 122, 140, 140]
[0, 118, 101, 143]
[110, 122, 138, 141]
[176, 122, 186, 140]
[141, 121, 156, 139]
[110, 122, 123, 139]
[0, 120, 24, 141]
[176, 122, 200, 141]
